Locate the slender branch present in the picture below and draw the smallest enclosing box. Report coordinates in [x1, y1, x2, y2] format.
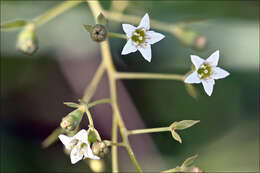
[103, 10, 180, 36]
[112, 116, 119, 172]
[87, 1, 143, 172]
[88, 98, 111, 108]
[128, 127, 170, 135]
[82, 62, 105, 103]
[108, 32, 127, 39]
[85, 106, 94, 127]
[115, 72, 185, 81]
[33, 0, 83, 27]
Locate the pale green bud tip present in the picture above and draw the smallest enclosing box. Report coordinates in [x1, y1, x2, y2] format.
[16, 23, 38, 55]
[60, 109, 84, 131]
[91, 141, 109, 157]
[90, 24, 107, 42]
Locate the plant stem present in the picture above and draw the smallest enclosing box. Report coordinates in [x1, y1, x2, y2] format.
[103, 10, 178, 35]
[33, 0, 83, 27]
[108, 32, 127, 39]
[112, 116, 119, 172]
[128, 127, 170, 135]
[85, 106, 94, 127]
[115, 72, 185, 81]
[88, 98, 111, 108]
[82, 62, 105, 103]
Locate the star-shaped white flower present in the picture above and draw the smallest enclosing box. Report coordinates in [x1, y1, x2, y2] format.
[58, 129, 100, 164]
[121, 13, 165, 62]
[184, 50, 230, 96]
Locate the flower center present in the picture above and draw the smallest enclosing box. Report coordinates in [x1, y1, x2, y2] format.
[197, 63, 212, 79]
[131, 28, 146, 45]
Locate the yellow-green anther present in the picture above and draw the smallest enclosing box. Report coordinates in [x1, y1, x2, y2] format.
[197, 63, 212, 80]
[16, 23, 38, 55]
[131, 28, 146, 45]
[60, 108, 84, 131]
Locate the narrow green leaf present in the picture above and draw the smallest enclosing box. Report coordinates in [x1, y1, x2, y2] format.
[181, 154, 198, 168]
[63, 102, 80, 108]
[42, 127, 63, 148]
[83, 24, 92, 32]
[97, 12, 107, 26]
[171, 120, 200, 130]
[171, 130, 182, 143]
[1, 20, 27, 30]
[161, 166, 184, 173]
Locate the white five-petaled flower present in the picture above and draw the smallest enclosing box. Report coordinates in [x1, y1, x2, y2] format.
[58, 129, 100, 164]
[121, 13, 165, 62]
[184, 50, 230, 96]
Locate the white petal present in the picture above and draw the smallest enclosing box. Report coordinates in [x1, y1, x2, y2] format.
[138, 45, 152, 62]
[184, 72, 201, 84]
[83, 145, 100, 160]
[213, 67, 230, 80]
[191, 55, 204, 69]
[74, 129, 89, 144]
[70, 146, 83, 164]
[138, 13, 150, 30]
[206, 50, 219, 66]
[121, 40, 137, 55]
[58, 134, 73, 150]
[146, 31, 165, 44]
[202, 79, 215, 96]
[122, 24, 136, 38]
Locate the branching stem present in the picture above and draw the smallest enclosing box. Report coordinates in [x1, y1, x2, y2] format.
[128, 127, 170, 135]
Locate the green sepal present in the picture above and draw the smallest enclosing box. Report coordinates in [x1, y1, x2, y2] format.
[1, 20, 27, 30]
[63, 102, 80, 108]
[181, 154, 198, 168]
[88, 128, 101, 143]
[60, 108, 84, 132]
[171, 120, 200, 130]
[83, 24, 92, 33]
[97, 13, 107, 27]
[171, 130, 182, 143]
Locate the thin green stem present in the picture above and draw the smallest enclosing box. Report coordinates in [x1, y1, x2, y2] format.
[128, 127, 170, 135]
[108, 32, 127, 39]
[112, 116, 119, 172]
[88, 98, 111, 108]
[85, 106, 94, 128]
[115, 72, 185, 81]
[33, 0, 83, 27]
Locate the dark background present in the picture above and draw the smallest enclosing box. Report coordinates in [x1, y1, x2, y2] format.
[1, 0, 259, 172]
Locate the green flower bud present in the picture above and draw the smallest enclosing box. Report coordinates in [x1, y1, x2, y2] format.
[60, 107, 85, 131]
[16, 23, 38, 55]
[91, 141, 109, 157]
[88, 128, 101, 143]
[90, 24, 107, 42]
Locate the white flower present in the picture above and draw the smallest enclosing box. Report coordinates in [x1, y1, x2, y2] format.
[184, 50, 230, 96]
[121, 13, 165, 62]
[58, 129, 100, 164]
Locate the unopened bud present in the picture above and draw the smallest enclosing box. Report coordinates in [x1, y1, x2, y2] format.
[172, 27, 206, 50]
[88, 128, 101, 143]
[16, 23, 38, 55]
[60, 108, 84, 131]
[91, 141, 109, 157]
[90, 24, 107, 42]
